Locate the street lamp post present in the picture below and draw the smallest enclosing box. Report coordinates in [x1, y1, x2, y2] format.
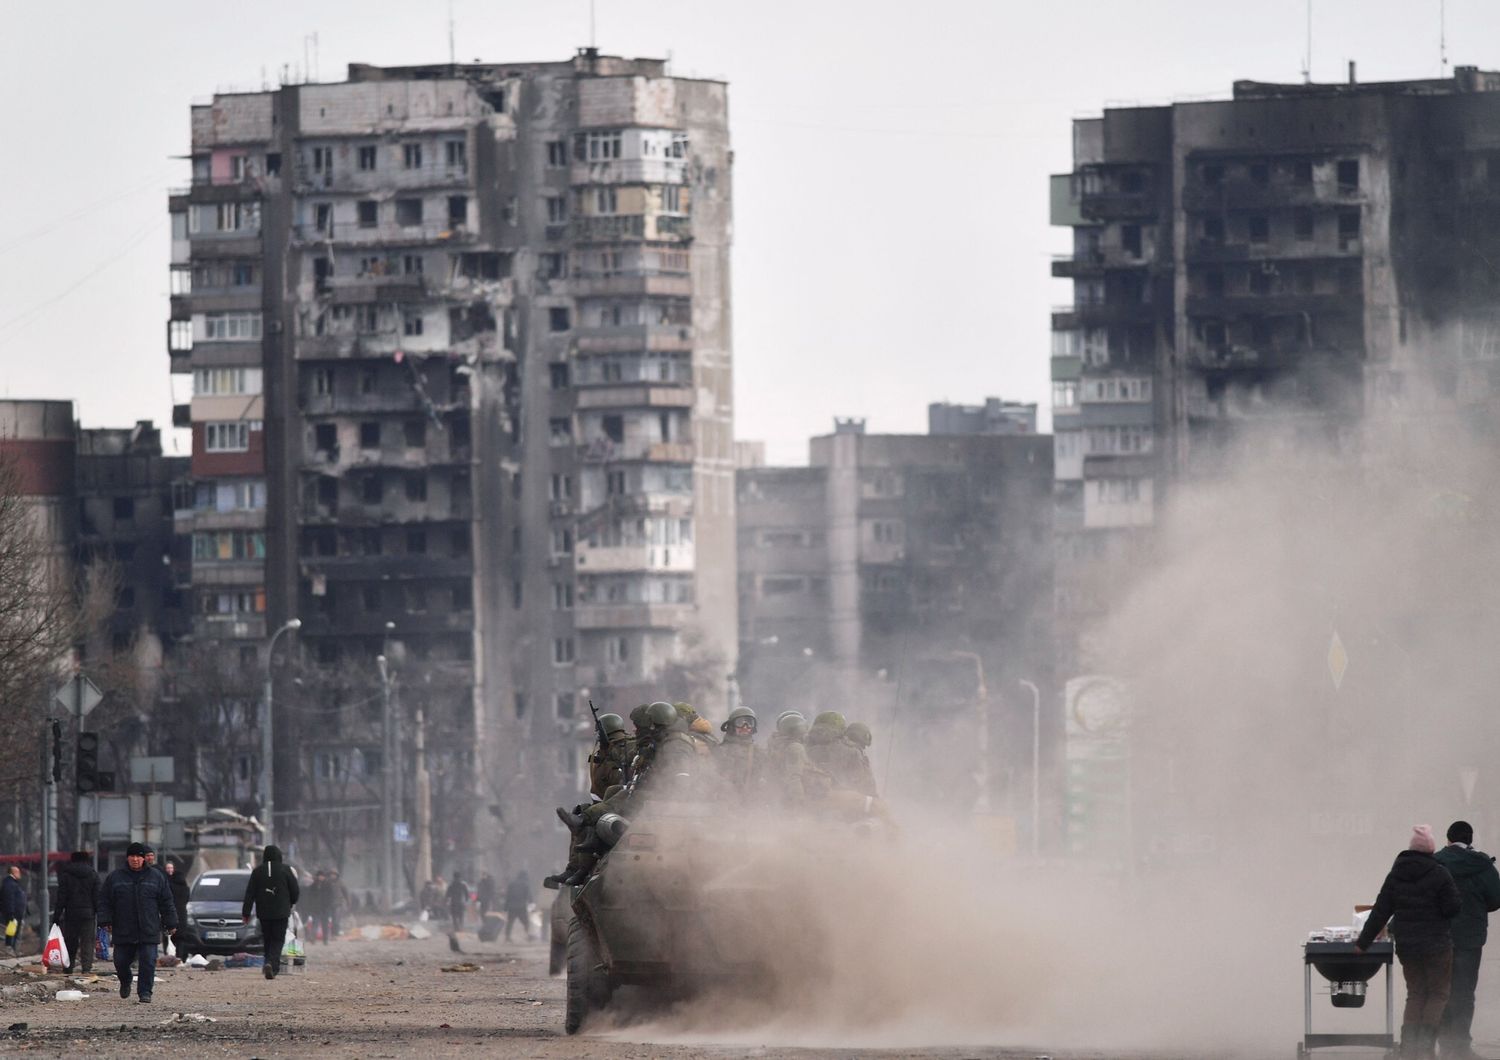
[261, 618, 302, 848]
[377, 621, 396, 912]
[1019, 679, 1041, 857]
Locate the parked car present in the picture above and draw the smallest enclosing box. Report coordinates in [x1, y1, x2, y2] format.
[183, 868, 305, 959]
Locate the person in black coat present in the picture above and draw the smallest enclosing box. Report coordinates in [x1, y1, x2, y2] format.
[1356, 825, 1462, 1057]
[163, 858, 192, 954]
[98, 842, 177, 1003]
[241, 844, 299, 979]
[1, 866, 27, 955]
[53, 851, 100, 973]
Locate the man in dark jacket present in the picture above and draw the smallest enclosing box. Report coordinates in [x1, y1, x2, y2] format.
[503, 871, 531, 941]
[241, 844, 299, 979]
[1434, 820, 1500, 1058]
[1356, 825, 1462, 1057]
[98, 842, 177, 1003]
[53, 851, 100, 973]
[446, 874, 469, 930]
[1, 866, 26, 955]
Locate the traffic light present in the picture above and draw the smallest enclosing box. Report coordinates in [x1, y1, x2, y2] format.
[50, 721, 62, 783]
[76, 732, 100, 793]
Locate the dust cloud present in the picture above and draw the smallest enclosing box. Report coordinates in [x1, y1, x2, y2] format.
[592, 394, 1500, 1056]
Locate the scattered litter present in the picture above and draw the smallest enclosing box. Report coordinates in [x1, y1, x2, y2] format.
[185, 954, 209, 968]
[68, 975, 101, 985]
[6, 1022, 26, 1032]
[438, 1022, 451, 1029]
[408, 925, 432, 940]
[440, 963, 481, 973]
[205, 959, 223, 972]
[356, 924, 413, 941]
[54, 990, 87, 1001]
[161, 1012, 217, 1024]
[530, 1001, 542, 1007]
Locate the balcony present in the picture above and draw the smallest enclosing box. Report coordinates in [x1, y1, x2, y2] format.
[570, 159, 688, 186]
[574, 385, 693, 411]
[298, 610, 475, 638]
[322, 275, 431, 305]
[1051, 303, 1157, 330]
[574, 602, 695, 630]
[565, 272, 693, 298]
[188, 231, 262, 258]
[1184, 291, 1356, 318]
[292, 221, 475, 248]
[1051, 250, 1151, 277]
[578, 440, 694, 464]
[292, 163, 470, 196]
[570, 214, 646, 242]
[1078, 190, 1156, 221]
[1185, 239, 1362, 264]
[1181, 181, 1359, 212]
[192, 614, 266, 641]
[573, 543, 695, 573]
[574, 323, 693, 355]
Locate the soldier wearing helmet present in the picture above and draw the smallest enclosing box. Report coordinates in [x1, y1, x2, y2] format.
[841, 722, 879, 797]
[808, 710, 868, 793]
[765, 710, 829, 806]
[715, 706, 763, 797]
[588, 712, 635, 798]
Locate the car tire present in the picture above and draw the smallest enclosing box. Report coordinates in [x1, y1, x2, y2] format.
[564, 918, 609, 1034]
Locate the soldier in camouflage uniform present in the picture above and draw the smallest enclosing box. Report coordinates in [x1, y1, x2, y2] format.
[715, 706, 763, 798]
[765, 711, 830, 806]
[588, 713, 635, 798]
[842, 722, 880, 797]
[807, 711, 869, 792]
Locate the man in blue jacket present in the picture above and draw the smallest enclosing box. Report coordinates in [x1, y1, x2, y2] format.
[98, 842, 177, 1003]
[1435, 820, 1500, 1058]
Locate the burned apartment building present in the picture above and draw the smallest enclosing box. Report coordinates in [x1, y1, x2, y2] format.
[168, 48, 733, 882]
[1049, 64, 1500, 677]
[736, 416, 1053, 836]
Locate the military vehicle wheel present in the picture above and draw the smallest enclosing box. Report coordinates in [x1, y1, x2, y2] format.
[549, 933, 566, 975]
[565, 918, 610, 1033]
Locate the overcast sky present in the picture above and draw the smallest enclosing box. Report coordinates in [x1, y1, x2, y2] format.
[2, 1, 1495, 463]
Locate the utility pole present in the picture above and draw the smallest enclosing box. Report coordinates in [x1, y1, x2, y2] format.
[414, 706, 432, 888]
[391, 677, 403, 901]
[39, 719, 60, 938]
[1020, 679, 1042, 858]
[378, 652, 394, 912]
[262, 619, 302, 849]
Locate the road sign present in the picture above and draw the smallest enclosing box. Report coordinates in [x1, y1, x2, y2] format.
[394, 821, 411, 843]
[54, 674, 103, 717]
[129, 756, 175, 784]
[175, 800, 208, 819]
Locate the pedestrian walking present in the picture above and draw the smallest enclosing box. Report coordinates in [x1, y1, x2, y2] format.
[53, 851, 100, 973]
[446, 874, 469, 931]
[1434, 820, 1500, 1058]
[503, 871, 531, 941]
[240, 844, 300, 979]
[1356, 825, 1462, 1057]
[476, 872, 497, 918]
[98, 842, 177, 1003]
[306, 871, 329, 943]
[2, 866, 27, 956]
[327, 869, 349, 939]
[163, 858, 191, 955]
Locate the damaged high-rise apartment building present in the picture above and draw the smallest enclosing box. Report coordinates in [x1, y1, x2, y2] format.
[1050, 64, 1500, 677]
[169, 49, 733, 882]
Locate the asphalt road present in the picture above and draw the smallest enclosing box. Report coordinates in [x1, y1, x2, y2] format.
[0, 930, 1167, 1059]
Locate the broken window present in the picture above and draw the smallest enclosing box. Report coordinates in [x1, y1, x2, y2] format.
[403, 143, 423, 169]
[362, 584, 382, 611]
[548, 307, 571, 332]
[1121, 224, 1142, 258]
[1292, 159, 1313, 185]
[402, 254, 423, 276]
[606, 470, 625, 496]
[312, 368, 334, 397]
[404, 420, 426, 448]
[403, 312, 423, 336]
[1294, 210, 1314, 242]
[601, 415, 624, 444]
[396, 199, 423, 227]
[541, 252, 566, 279]
[546, 141, 568, 167]
[316, 476, 337, 509]
[549, 418, 573, 446]
[359, 368, 376, 394]
[406, 528, 427, 554]
[1202, 163, 1223, 187]
[445, 140, 467, 168]
[1337, 158, 1360, 192]
[357, 200, 378, 228]
[1249, 162, 1269, 185]
[1203, 216, 1224, 242]
[1205, 270, 1224, 297]
[1248, 215, 1269, 243]
[452, 527, 470, 556]
[451, 583, 472, 611]
[449, 414, 470, 453]
[314, 423, 337, 455]
[447, 195, 467, 226]
[358, 145, 377, 171]
[454, 252, 508, 280]
[359, 422, 381, 449]
[266, 153, 281, 176]
[1338, 210, 1361, 249]
[405, 472, 427, 501]
[549, 363, 569, 390]
[447, 303, 496, 342]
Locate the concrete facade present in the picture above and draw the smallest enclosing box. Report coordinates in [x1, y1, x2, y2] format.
[1049, 66, 1500, 676]
[169, 49, 733, 883]
[737, 419, 1054, 830]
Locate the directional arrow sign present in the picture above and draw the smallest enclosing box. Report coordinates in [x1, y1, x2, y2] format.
[54, 674, 103, 717]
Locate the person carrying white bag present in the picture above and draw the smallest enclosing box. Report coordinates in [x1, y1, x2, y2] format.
[42, 923, 69, 970]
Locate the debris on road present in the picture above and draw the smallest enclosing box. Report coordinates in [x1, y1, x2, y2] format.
[161, 1012, 217, 1024]
[440, 963, 480, 973]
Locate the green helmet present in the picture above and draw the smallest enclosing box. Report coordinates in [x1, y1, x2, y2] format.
[646, 700, 679, 728]
[673, 701, 698, 721]
[629, 704, 650, 731]
[599, 712, 627, 736]
[812, 710, 847, 733]
[775, 710, 805, 734]
[845, 722, 872, 748]
[721, 706, 757, 734]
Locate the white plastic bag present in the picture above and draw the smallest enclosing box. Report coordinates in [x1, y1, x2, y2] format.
[42, 923, 69, 969]
[165, 935, 176, 958]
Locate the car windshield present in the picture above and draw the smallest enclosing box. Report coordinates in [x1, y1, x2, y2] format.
[190, 874, 248, 901]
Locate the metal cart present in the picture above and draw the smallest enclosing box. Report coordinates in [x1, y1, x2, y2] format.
[1298, 939, 1396, 1058]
